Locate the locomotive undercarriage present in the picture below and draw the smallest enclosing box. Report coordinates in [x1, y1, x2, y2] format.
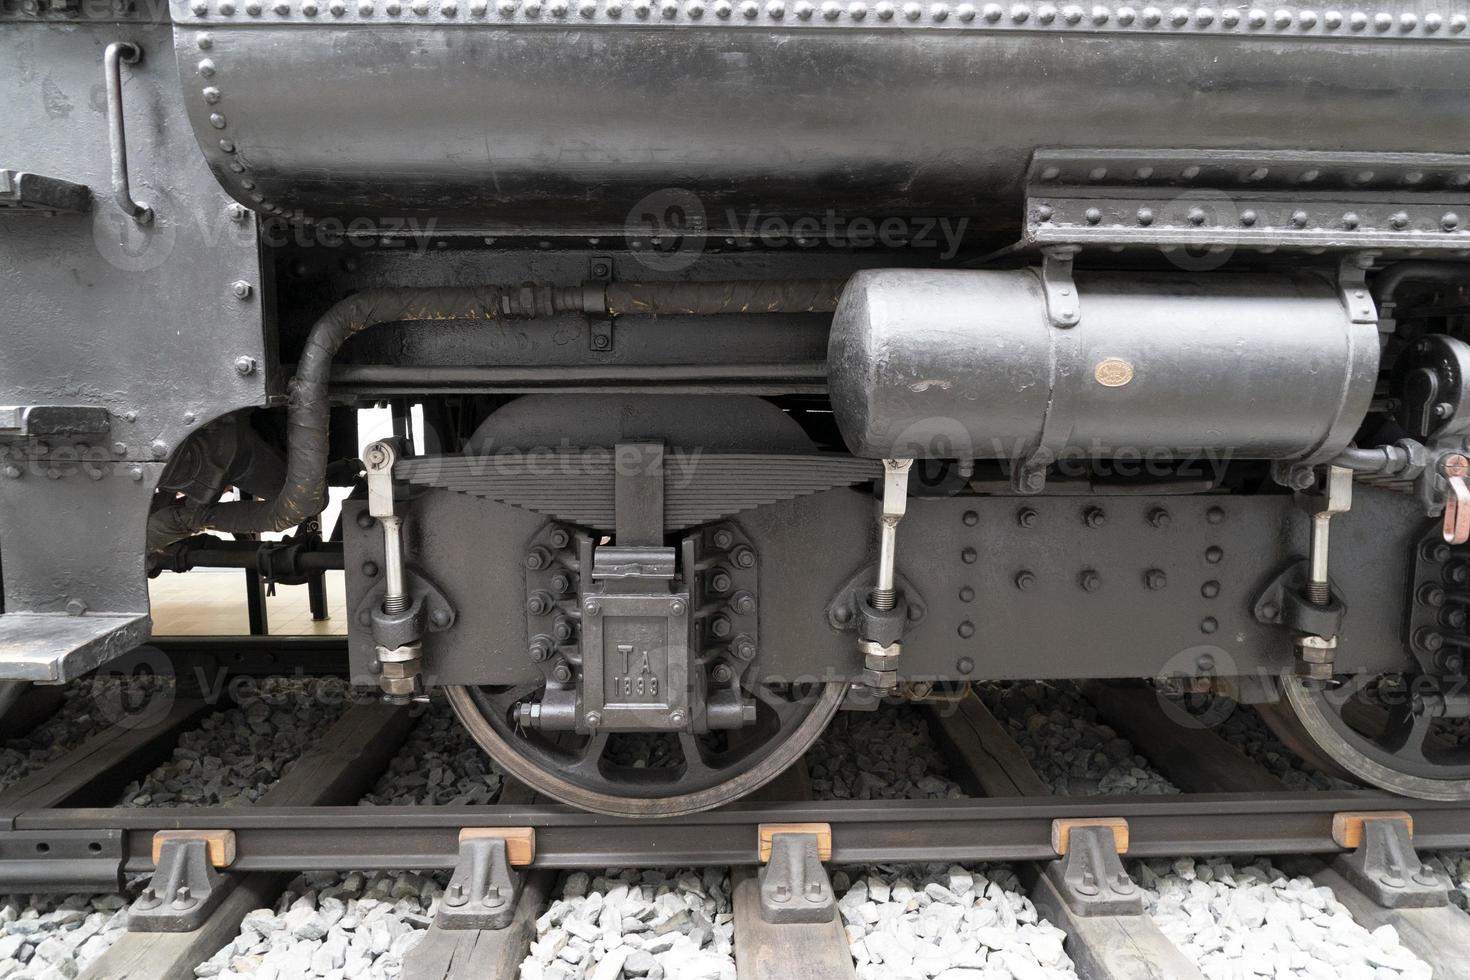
[8, 4, 1470, 816]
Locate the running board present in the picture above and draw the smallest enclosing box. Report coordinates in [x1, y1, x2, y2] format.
[0, 612, 150, 683]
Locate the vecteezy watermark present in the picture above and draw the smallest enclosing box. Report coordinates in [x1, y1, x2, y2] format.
[90, 199, 442, 273]
[624, 187, 971, 271]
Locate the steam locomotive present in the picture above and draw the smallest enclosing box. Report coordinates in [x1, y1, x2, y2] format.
[4, 0, 1470, 814]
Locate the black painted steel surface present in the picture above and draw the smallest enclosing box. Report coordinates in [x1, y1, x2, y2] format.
[166, 1, 1470, 229]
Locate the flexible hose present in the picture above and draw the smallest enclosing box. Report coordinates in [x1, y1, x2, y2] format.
[145, 279, 845, 552]
[147, 287, 510, 551]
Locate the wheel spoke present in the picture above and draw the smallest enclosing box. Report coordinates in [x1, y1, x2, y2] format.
[1379, 702, 1436, 763]
[678, 731, 714, 779]
[562, 731, 610, 777]
[751, 683, 801, 724]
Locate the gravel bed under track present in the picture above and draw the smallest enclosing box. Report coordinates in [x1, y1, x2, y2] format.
[0, 678, 175, 980]
[121, 677, 353, 808]
[1137, 857, 1431, 980]
[807, 705, 966, 802]
[977, 682, 1179, 796]
[521, 869, 736, 980]
[1, 678, 356, 979]
[836, 864, 1077, 980]
[194, 696, 508, 979]
[194, 871, 440, 980]
[0, 677, 173, 796]
[360, 699, 504, 806]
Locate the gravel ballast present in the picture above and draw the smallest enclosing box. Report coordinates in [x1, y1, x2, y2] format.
[1138, 857, 1432, 980]
[977, 682, 1178, 796]
[807, 706, 965, 802]
[121, 678, 353, 808]
[0, 677, 174, 795]
[0, 893, 133, 980]
[361, 700, 503, 806]
[521, 869, 735, 980]
[193, 871, 438, 980]
[837, 864, 1077, 980]
[192, 696, 504, 979]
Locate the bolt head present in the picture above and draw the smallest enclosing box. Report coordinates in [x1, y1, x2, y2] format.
[584, 711, 601, 728]
[231, 280, 254, 299]
[149, 440, 169, 459]
[712, 529, 734, 549]
[66, 598, 87, 616]
[234, 355, 258, 376]
[670, 599, 686, 616]
[584, 599, 600, 616]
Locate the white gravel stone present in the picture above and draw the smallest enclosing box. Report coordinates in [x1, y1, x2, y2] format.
[194, 870, 441, 980]
[807, 706, 965, 802]
[360, 700, 503, 806]
[121, 677, 353, 808]
[0, 893, 132, 980]
[1136, 857, 1433, 980]
[977, 682, 1178, 796]
[523, 869, 734, 980]
[838, 863, 1076, 980]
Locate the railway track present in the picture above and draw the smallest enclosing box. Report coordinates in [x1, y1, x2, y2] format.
[3, 657, 1470, 980]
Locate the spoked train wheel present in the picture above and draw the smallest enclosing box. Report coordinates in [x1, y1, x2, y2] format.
[445, 679, 845, 817]
[1260, 673, 1470, 801]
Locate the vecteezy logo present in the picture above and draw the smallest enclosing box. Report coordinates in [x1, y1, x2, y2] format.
[87, 645, 178, 730]
[624, 188, 707, 272]
[91, 187, 177, 273]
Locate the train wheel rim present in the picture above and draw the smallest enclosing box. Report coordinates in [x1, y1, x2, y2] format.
[1276, 673, 1470, 801]
[445, 679, 845, 817]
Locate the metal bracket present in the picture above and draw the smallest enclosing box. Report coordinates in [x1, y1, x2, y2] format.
[588, 254, 614, 352]
[437, 836, 523, 930]
[1039, 246, 1081, 328]
[1251, 559, 1347, 639]
[1045, 821, 1143, 916]
[130, 837, 230, 932]
[0, 170, 92, 215]
[1339, 252, 1380, 325]
[1331, 813, 1447, 909]
[759, 833, 836, 924]
[353, 565, 457, 645]
[826, 565, 926, 642]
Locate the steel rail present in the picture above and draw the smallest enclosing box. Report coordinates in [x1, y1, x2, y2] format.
[9, 792, 1470, 881]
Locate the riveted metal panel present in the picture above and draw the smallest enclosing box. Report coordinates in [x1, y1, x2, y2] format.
[163, 4, 1470, 231]
[0, 20, 266, 669]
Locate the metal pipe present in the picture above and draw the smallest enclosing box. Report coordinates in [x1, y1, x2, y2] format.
[149, 281, 847, 552]
[103, 42, 151, 225]
[1307, 513, 1332, 604]
[869, 459, 913, 611]
[1372, 261, 1470, 309]
[327, 362, 828, 396]
[380, 515, 408, 614]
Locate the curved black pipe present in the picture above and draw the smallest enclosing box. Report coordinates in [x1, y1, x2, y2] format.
[1372, 262, 1470, 309]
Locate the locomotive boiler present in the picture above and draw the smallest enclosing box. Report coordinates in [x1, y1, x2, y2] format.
[5, 0, 1470, 814]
